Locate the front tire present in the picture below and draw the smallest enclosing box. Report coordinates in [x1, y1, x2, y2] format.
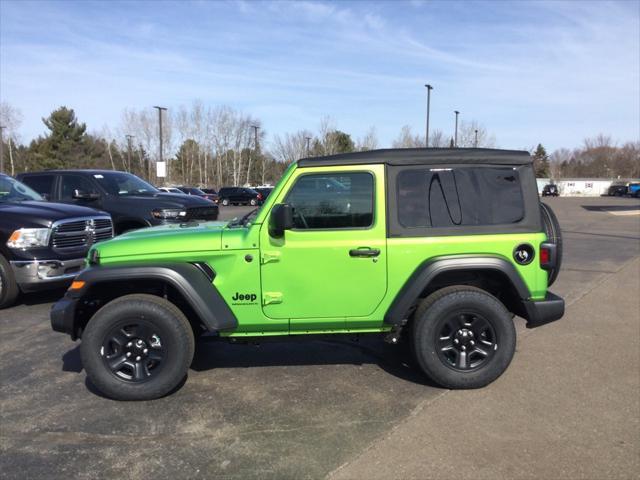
[80, 294, 195, 401]
[411, 286, 516, 389]
[0, 255, 20, 309]
[221, 198, 229, 206]
[250, 198, 257, 206]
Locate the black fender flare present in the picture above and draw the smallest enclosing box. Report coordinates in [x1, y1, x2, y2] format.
[53, 263, 237, 338]
[384, 255, 531, 326]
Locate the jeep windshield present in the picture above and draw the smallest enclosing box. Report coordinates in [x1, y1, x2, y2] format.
[92, 172, 159, 196]
[0, 174, 44, 202]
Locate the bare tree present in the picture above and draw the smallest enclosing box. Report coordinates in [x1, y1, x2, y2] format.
[356, 126, 378, 151]
[456, 120, 496, 148]
[392, 125, 424, 148]
[271, 130, 312, 164]
[0, 102, 23, 175]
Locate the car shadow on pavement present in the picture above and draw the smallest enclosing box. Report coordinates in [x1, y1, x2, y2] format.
[17, 288, 67, 307]
[191, 337, 438, 387]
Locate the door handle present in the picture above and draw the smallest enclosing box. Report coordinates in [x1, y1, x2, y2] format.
[349, 248, 380, 258]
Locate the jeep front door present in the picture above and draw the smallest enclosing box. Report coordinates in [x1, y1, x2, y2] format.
[259, 166, 387, 330]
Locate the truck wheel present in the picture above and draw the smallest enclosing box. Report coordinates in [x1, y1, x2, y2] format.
[540, 202, 563, 286]
[222, 198, 229, 206]
[80, 294, 195, 401]
[411, 286, 516, 389]
[250, 198, 257, 206]
[0, 255, 20, 309]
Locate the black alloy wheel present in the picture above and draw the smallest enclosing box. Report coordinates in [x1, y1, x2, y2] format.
[101, 320, 165, 382]
[436, 312, 497, 371]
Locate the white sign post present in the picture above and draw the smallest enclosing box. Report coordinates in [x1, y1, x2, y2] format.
[156, 161, 166, 179]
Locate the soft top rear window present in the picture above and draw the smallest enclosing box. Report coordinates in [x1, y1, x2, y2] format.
[396, 166, 524, 229]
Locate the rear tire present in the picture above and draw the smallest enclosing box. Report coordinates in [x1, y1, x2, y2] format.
[0, 254, 20, 309]
[250, 198, 257, 206]
[222, 198, 229, 206]
[540, 202, 563, 286]
[80, 294, 195, 401]
[411, 286, 516, 389]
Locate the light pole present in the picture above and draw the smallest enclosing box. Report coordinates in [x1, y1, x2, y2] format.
[425, 84, 433, 148]
[474, 129, 478, 148]
[0, 125, 5, 174]
[454, 110, 460, 148]
[125, 134, 134, 172]
[153, 106, 167, 182]
[305, 136, 311, 156]
[249, 125, 259, 185]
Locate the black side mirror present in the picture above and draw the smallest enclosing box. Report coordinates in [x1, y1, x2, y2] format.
[73, 189, 99, 200]
[269, 203, 293, 238]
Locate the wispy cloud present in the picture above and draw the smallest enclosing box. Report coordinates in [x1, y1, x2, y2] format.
[0, 0, 638, 150]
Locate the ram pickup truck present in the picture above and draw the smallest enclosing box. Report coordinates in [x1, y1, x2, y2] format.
[50, 148, 564, 400]
[0, 174, 113, 308]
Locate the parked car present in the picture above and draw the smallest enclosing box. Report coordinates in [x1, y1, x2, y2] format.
[217, 187, 262, 206]
[255, 187, 273, 200]
[201, 188, 219, 203]
[542, 184, 559, 197]
[628, 183, 640, 198]
[17, 170, 219, 235]
[0, 173, 113, 308]
[607, 181, 629, 196]
[50, 148, 564, 400]
[158, 187, 185, 194]
[176, 186, 217, 203]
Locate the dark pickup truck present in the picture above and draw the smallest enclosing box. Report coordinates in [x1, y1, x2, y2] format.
[0, 173, 114, 308]
[18, 170, 219, 235]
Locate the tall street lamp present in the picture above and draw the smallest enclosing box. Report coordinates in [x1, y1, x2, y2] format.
[153, 106, 167, 182]
[305, 136, 311, 156]
[454, 110, 460, 148]
[425, 84, 433, 148]
[474, 129, 478, 148]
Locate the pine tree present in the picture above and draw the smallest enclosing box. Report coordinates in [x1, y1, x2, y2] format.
[532, 143, 550, 177]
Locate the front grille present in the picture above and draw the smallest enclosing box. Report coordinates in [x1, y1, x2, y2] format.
[186, 206, 219, 221]
[51, 217, 114, 252]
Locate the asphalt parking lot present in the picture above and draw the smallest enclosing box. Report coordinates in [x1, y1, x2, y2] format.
[1, 198, 639, 479]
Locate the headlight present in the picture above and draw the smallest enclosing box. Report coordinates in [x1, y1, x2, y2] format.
[151, 208, 187, 219]
[7, 228, 51, 249]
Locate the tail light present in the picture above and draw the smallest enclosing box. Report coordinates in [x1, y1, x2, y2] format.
[539, 243, 556, 270]
[257, 193, 263, 200]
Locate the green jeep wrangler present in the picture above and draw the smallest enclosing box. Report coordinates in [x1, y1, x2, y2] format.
[51, 148, 564, 400]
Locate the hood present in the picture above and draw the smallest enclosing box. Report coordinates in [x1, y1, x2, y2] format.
[95, 221, 227, 260]
[110, 192, 214, 208]
[0, 200, 108, 228]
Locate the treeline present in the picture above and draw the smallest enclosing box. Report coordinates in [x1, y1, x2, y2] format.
[1, 101, 637, 186]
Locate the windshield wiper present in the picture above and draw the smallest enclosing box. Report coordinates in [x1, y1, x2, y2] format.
[229, 208, 258, 227]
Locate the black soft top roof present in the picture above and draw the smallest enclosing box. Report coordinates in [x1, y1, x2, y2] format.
[298, 148, 532, 167]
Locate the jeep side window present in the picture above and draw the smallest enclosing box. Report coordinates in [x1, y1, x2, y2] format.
[397, 167, 524, 228]
[285, 172, 374, 229]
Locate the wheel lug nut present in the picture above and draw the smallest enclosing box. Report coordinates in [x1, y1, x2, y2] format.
[127, 342, 132, 347]
[461, 345, 466, 351]
[126, 352, 131, 357]
[454, 339, 459, 344]
[470, 340, 475, 346]
[136, 356, 141, 361]
[143, 348, 148, 354]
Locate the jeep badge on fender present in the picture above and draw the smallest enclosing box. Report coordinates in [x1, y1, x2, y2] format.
[50, 148, 564, 401]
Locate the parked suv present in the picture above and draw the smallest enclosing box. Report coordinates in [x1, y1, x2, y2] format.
[18, 170, 218, 234]
[0, 174, 113, 308]
[542, 184, 559, 197]
[217, 187, 262, 206]
[50, 148, 564, 400]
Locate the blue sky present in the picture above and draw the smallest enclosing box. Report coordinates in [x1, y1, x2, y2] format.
[1, 0, 638, 151]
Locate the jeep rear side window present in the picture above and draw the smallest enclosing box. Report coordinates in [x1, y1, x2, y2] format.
[397, 167, 524, 227]
[285, 172, 374, 229]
